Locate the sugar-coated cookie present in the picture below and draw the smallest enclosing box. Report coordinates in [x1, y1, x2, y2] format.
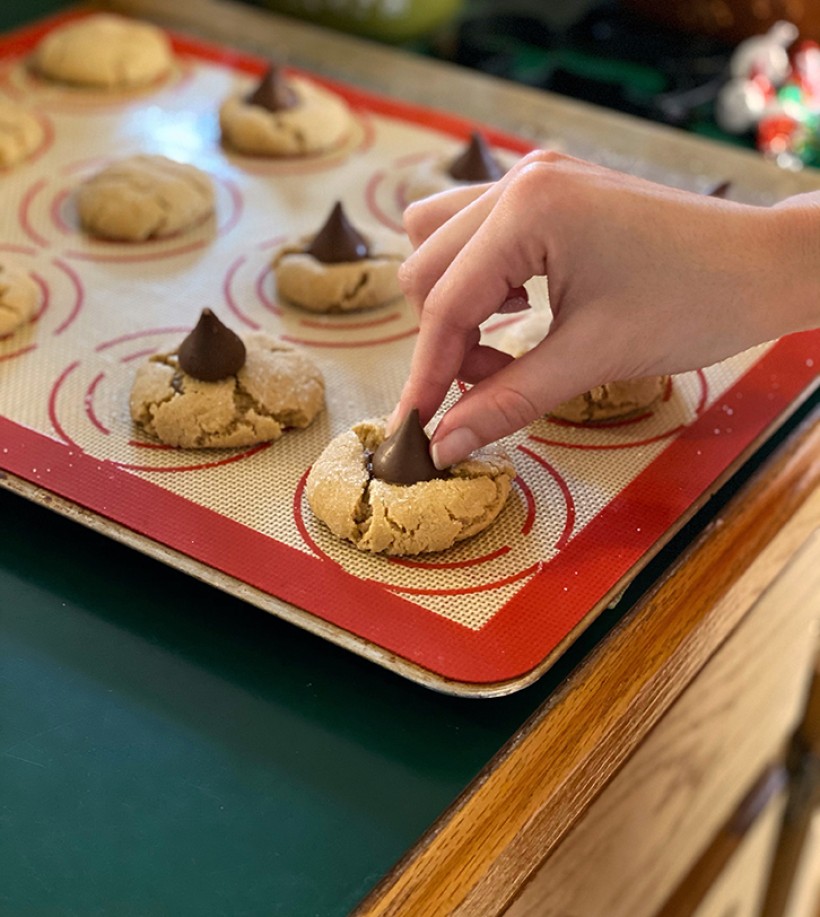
[306, 418, 516, 555]
[273, 201, 404, 312]
[0, 100, 44, 168]
[34, 14, 173, 89]
[549, 377, 669, 423]
[77, 154, 214, 242]
[0, 258, 38, 336]
[219, 66, 352, 156]
[130, 324, 325, 449]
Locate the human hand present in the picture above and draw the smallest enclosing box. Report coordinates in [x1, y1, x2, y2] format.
[394, 151, 813, 468]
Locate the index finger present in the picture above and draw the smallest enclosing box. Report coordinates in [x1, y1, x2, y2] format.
[397, 171, 550, 425]
[403, 181, 495, 248]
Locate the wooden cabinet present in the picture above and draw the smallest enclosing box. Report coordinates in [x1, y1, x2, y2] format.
[777, 808, 820, 917]
[692, 791, 787, 917]
[763, 654, 820, 917]
[506, 532, 820, 917]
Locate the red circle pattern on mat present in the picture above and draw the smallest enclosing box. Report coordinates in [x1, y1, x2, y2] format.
[47, 327, 272, 473]
[363, 152, 432, 233]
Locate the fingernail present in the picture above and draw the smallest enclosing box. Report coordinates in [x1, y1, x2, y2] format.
[431, 427, 479, 469]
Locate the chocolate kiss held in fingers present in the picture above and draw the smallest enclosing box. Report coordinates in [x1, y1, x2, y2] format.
[371, 409, 447, 485]
[178, 308, 246, 382]
[246, 64, 299, 112]
[447, 131, 504, 182]
[306, 201, 370, 264]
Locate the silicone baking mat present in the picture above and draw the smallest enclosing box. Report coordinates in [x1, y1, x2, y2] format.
[1, 11, 818, 696]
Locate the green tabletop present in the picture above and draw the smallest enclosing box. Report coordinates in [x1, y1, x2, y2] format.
[0, 481, 610, 916]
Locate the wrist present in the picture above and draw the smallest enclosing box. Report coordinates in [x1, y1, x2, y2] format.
[764, 193, 820, 339]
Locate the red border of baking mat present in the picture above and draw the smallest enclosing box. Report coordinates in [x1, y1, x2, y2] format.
[1, 14, 818, 687]
[1, 333, 817, 684]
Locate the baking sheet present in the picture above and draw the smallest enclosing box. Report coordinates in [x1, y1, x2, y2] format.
[1, 11, 818, 696]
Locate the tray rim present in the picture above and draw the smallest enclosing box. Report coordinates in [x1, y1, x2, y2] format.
[1, 7, 818, 697]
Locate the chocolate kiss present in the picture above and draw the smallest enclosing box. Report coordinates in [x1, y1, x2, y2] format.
[705, 180, 731, 198]
[178, 309, 246, 382]
[448, 131, 504, 182]
[246, 65, 298, 112]
[306, 201, 369, 264]
[371, 409, 446, 485]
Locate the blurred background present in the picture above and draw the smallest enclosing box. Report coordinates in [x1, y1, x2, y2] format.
[251, 0, 820, 168]
[7, 0, 819, 167]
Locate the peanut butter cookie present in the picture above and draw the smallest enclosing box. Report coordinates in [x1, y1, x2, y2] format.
[273, 202, 404, 312]
[306, 418, 516, 555]
[549, 377, 669, 423]
[498, 305, 668, 422]
[404, 131, 508, 203]
[34, 14, 173, 90]
[77, 154, 214, 242]
[0, 258, 38, 336]
[0, 100, 43, 168]
[219, 68, 352, 157]
[130, 328, 325, 448]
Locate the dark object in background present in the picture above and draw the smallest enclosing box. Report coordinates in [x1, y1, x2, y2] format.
[622, 0, 820, 44]
[436, 1, 735, 130]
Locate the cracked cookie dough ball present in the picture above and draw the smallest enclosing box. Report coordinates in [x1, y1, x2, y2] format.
[0, 258, 38, 336]
[219, 65, 352, 157]
[0, 100, 44, 169]
[549, 377, 669, 423]
[497, 303, 668, 423]
[306, 418, 516, 555]
[273, 201, 404, 312]
[130, 318, 325, 449]
[77, 154, 214, 242]
[34, 14, 173, 89]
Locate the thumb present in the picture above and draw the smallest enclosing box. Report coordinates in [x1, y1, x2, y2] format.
[429, 325, 604, 468]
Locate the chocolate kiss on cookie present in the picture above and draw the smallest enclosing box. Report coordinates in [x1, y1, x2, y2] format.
[246, 64, 299, 111]
[371, 409, 447, 485]
[306, 201, 369, 264]
[448, 131, 504, 182]
[178, 308, 246, 382]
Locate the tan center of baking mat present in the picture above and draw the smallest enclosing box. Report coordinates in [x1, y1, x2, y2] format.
[1, 13, 818, 696]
